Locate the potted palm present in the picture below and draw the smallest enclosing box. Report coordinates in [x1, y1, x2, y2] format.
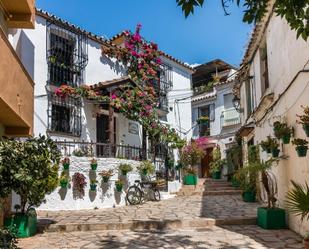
[273, 121, 293, 144]
[297, 105, 309, 137]
[257, 159, 286, 229]
[286, 181, 309, 249]
[292, 138, 308, 157]
[260, 136, 273, 153]
[118, 163, 133, 176]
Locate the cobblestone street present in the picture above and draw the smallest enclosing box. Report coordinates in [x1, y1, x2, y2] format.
[18, 225, 303, 249]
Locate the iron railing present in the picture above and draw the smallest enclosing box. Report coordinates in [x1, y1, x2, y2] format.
[220, 108, 241, 128]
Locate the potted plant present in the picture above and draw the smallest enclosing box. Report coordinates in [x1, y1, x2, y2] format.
[257, 159, 286, 229]
[209, 147, 225, 179]
[197, 115, 210, 125]
[72, 172, 87, 196]
[138, 160, 155, 176]
[59, 171, 70, 188]
[260, 136, 274, 153]
[62, 157, 70, 170]
[292, 138, 308, 157]
[90, 158, 97, 170]
[0, 228, 19, 248]
[183, 167, 197, 185]
[99, 169, 114, 183]
[273, 121, 293, 144]
[270, 138, 280, 158]
[90, 180, 97, 191]
[115, 179, 124, 192]
[297, 105, 309, 137]
[118, 163, 133, 176]
[286, 180, 309, 248]
[1, 135, 60, 238]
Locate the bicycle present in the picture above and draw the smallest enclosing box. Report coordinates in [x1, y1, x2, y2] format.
[126, 180, 161, 205]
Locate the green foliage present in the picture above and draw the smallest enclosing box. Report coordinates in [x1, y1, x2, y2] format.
[260, 136, 274, 152]
[184, 166, 197, 175]
[235, 162, 261, 193]
[59, 171, 70, 185]
[118, 163, 133, 174]
[286, 181, 309, 221]
[292, 138, 308, 146]
[138, 160, 155, 175]
[226, 144, 242, 175]
[180, 141, 205, 166]
[0, 228, 19, 249]
[176, 0, 309, 40]
[273, 121, 293, 139]
[248, 145, 260, 164]
[0, 135, 60, 213]
[209, 147, 226, 174]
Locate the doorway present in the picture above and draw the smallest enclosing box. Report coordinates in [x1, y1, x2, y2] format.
[200, 147, 214, 178]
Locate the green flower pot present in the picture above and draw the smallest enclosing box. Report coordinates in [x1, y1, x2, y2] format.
[142, 168, 148, 176]
[296, 145, 308, 157]
[63, 163, 69, 170]
[271, 148, 280, 158]
[90, 164, 97, 170]
[102, 176, 110, 183]
[266, 148, 271, 154]
[4, 213, 37, 238]
[212, 171, 221, 179]
[242, 191, 256, 202]
[257, 207, 286, 229]
[183, 175, 197, 185]
[282, 134, 291, 144]
[116, 184, 123, 192]
[303, 124, 309, 137]
[90, 184, 97, 191]
[60, 181, 68, 188]
[121, 171, 127, 176]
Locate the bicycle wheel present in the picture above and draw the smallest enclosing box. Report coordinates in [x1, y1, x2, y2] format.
[152, 189, 161, 201]
[126, 186, 142, 205]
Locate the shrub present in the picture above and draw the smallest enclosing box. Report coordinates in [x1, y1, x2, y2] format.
[209, 147, 226, 174]
[72, 173, 87, 195]
[0, 228, 19, 249]
[180, 141, 205, 166]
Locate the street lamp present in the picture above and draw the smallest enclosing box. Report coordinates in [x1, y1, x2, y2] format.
[232, 95, 241, 112]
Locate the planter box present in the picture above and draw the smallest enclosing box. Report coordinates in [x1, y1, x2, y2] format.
[183, 175, 197, 185]
[212, 171, 221, 180]
[257, 207, 286, 229]
[242, 191, 256, 202]
[4, 213, 37, 238]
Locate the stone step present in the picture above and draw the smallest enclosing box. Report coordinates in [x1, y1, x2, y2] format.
[177, 189, 242, 196]
[39, 216, 256, 233]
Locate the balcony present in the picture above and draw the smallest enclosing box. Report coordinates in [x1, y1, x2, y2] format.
[1, 0, 35, 28]
[220, 108, 241, 128]
[0, 29, 34, 136]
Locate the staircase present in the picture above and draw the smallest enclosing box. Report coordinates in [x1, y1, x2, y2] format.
[177, 178, 242, 196]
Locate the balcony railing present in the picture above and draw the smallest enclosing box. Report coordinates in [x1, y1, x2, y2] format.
[220, 108, 241, 128]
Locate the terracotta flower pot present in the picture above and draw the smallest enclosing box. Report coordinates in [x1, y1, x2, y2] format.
[304, 238, 309, 249]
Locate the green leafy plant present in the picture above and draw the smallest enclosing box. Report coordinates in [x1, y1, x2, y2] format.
[273, 121, 293, 141]
[99, 169, 114, 182]
[292, 138, 308, 157]
[292, 138, 309, 147]
[118, 163, 133, 175]
[0, 228, 19, 249]
[235, 162, 260, 193]
[248, 145, 260, 164]
[286, 181, 309, 221]
[260, 136, 273, 153]
[0, 135, 60, 214]
[138, 160, 155, 175]
[59, 171, 70, 187]
[209, 147, 226, 174]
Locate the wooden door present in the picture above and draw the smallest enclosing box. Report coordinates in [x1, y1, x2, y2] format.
[200, 148, 213, 178]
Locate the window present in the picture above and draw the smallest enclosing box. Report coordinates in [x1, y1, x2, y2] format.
[260, 42, 269, 95]
[159, 64, 173, 93]
[223, 93, 234, 110]
[198, 104, 215, 137]
[245, 79, 253, 118]
[47, 94, 82, 136]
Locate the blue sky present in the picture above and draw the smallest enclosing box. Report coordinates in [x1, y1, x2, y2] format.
[37, 0, 252, 67]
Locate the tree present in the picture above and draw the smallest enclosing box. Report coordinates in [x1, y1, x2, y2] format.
[176, 0, 309, 40]
[0, 135, 61, 213]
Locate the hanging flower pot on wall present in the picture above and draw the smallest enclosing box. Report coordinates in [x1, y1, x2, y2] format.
[292, 139, 308, 157]
[271, 148, 280, 158]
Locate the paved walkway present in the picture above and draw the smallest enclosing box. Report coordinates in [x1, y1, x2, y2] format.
[38, 195, 260, 232]
[18, 225, 303, 249]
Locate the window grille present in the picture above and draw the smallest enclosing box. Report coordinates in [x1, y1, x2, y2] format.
[159, 64, 173, 93]
[47, 93, 82, 136]
[46, 19, 88, 87]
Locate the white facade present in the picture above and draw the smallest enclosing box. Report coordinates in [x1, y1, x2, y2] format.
[238, 12, 309, 235]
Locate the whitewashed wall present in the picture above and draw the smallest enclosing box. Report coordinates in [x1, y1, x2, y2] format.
[242, 14, 309, 236]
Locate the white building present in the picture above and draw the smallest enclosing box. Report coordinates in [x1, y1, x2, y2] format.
[10, 9, 193, 210]
[236, 3, 309, 236]
[191, 59, 241, 178]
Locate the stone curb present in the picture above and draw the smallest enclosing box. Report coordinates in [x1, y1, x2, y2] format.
[39, 217, 257, 233]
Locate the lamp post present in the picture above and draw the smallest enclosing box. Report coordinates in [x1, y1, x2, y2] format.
[232, 95, 241, 112]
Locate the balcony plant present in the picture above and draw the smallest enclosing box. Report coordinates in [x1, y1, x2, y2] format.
[138, 160, 155, 176]
[270, 138, 280, 158]
[197, 115, 210, 125]
[90, 158, 98, 170]
[99, 169, 114, 183]
[292, 138, 308, 157]
[257, 159, 286, 229]
[115, 179, 124, 192]
[286, 181, 309, 248]
[297, 105, 309, 137]
[62, 157, 70, 170]
[72, 173, 87, 197]
[0, 135, 60, 238]
[273, 121, 293, 144]
[209, 147, 225, 179]
[260, 136, 273, 153]
[90, 180, 98, 191]
[118, 163, 133, 176]
[59, 171, 70, 188]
